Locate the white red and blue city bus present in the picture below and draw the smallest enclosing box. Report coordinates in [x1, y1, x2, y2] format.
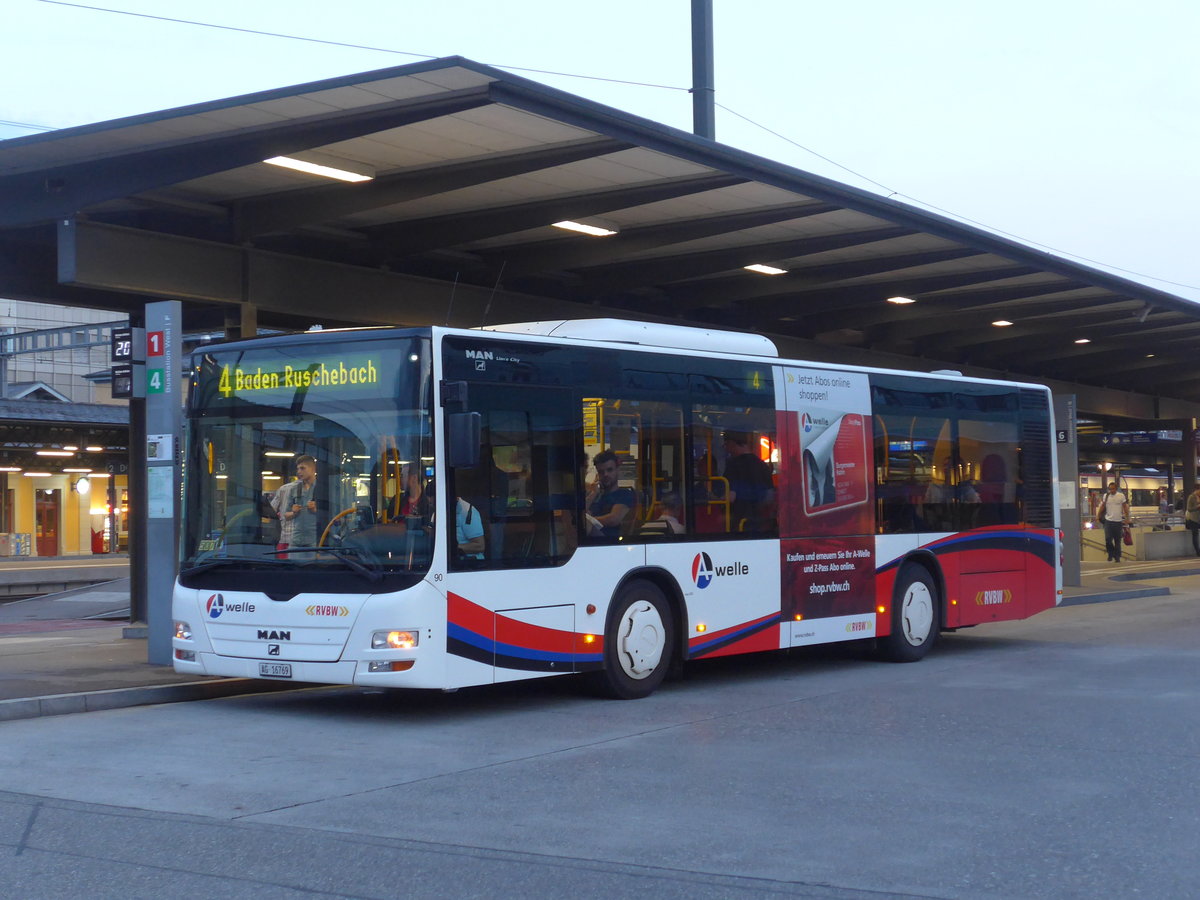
[173, 319, 1062, 699]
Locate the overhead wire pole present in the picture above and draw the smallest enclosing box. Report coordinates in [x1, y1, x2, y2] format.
[691, 0, 716, 139]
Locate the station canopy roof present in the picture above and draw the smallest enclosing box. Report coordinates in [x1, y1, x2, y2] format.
[1, 56, 1197, 406]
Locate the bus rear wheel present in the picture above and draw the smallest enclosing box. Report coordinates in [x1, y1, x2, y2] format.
[879, 566, 939, 663]
[596, 580, 674, 699]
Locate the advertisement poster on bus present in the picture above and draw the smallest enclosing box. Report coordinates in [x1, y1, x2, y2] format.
[776, 367, 875, 625]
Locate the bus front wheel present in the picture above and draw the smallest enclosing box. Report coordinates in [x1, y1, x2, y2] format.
[879, 566, 939, 663]
[596, 580, 674, 699]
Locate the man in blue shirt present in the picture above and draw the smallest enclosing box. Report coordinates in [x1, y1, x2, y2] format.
[586, 449, 635, 538]
[455, 497, 485, 560]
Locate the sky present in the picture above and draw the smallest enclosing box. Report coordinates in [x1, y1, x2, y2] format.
[3, 0, 1199, 302]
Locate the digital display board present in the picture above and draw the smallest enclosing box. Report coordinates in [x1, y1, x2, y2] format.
[193, 339, 419, 411]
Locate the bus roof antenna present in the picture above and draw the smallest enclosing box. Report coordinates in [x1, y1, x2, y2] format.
[480, 260, 507, 329]
[445, 272, 460, 327]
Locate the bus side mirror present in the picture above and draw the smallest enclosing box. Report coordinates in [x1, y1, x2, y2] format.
[447, 412, 482, 468]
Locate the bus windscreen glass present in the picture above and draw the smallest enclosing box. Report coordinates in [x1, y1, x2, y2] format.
[180, 337, 435, 578]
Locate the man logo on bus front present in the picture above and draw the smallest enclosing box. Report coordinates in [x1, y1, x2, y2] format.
[692, 552, 714, 589]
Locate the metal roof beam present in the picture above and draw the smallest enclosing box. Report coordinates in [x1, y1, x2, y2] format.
[231, 136, 630, 239]
[362, 172, 746, 256]
[677, 246, 990, 313]
[0, 236, 144, 313]
[0, 86, 494, 229]
[874, 299, 1155, 349]
[1045, 352, 1181, 382]
[488, 201, 837, 275]
[727, 265, 1041, 324]
[54, 218, 664, 329]
[959, 315, 1200, 362]
[577, 227, 938, 295]
[813, 280, 1089, 334]
[860, 291, 1115, 344]
[956, 324, 1199, 371]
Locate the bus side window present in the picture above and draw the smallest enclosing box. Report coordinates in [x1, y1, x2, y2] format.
[452, 388, 578, 569]
[690, 406, 777, 537]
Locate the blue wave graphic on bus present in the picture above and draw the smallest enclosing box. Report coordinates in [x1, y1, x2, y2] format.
[446, 622, 602, 672]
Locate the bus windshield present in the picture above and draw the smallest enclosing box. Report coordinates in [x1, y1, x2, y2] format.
[180, 335, 435, 579]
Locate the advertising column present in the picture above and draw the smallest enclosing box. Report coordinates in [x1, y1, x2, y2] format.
[144, 301, 182, 665]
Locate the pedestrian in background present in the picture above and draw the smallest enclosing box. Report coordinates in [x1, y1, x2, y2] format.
[1185, 486, 1200, 557]
[1098, 481, 1130, 563]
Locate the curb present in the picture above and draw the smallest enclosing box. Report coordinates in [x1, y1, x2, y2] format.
[0, 677, 312, 723]
[1110, 568, 1200, 582]
[1060, 586, 1171, 606]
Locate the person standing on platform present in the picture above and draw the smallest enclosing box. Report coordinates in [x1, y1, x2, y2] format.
[1185, 486, 1200, 556]
[1097, 480, 1130, 563]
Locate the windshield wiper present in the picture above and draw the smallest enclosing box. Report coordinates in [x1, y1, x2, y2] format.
[271, 545, 384, 583]
[180, 556, 294, 577]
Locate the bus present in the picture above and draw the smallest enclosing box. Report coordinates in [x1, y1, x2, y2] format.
[173, 318, 1061, 699]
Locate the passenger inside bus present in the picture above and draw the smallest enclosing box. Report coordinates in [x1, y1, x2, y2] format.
[454, 496, 485, 560]
[649, 491, 686, 535]
[922, 457, 978, 531]
[271, 454, 320, 553]
[721, 431, 774, 533]
[398, 466, 432, 518]
[585, 449, 636, 538]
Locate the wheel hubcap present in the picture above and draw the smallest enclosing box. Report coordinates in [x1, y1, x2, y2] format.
[900, 582, 934, 646]
[617, 600, 665, 679]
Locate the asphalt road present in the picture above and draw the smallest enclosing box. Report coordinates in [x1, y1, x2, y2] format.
[2, 582, 1199, 899]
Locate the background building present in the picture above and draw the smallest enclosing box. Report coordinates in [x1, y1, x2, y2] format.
[0, 300, 129, 556]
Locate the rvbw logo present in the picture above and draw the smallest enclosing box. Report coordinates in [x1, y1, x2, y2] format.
[691, 552, 750, 589]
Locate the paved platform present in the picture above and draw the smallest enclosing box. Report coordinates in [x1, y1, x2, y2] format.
[0, 556, 1196, 722]
[0, 554, 129, 598]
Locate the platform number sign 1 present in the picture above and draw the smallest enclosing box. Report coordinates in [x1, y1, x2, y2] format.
[146, 330, 165, 394]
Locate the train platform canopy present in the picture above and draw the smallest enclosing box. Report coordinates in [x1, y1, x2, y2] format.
[1, 56, 1197, 408]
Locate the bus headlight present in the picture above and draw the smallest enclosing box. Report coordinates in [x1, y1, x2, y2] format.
[372, 630, 419, 650]
[174, 620, 193, 640]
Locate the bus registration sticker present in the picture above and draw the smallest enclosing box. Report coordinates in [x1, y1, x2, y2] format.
[259, 662, 292, 678]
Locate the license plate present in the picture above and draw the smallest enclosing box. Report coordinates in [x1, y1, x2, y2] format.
[259, 662, 292, 678]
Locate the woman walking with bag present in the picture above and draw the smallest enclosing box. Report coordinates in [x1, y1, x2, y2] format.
[1185, 486, 1200, 557]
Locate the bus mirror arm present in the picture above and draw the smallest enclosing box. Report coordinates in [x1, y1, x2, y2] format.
[447, 411, 482, 468]
[441, 380, 469, 412]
